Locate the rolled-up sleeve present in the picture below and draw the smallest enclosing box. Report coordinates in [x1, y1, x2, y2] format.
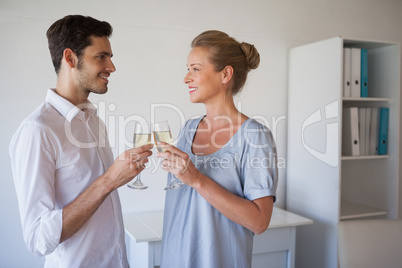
[10, 122, 62, 256]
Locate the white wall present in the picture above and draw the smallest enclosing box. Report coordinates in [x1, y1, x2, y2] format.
[1, 0, 401, 267]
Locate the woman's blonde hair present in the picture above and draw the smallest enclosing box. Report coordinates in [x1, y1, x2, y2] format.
[191, 30, 260, 95]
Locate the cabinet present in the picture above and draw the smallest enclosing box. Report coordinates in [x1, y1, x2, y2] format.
[123, 209, 313, 268]
[286, 37, 400, 268]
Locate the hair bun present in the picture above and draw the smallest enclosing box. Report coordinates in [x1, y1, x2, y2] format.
[240, 42, 260, 70]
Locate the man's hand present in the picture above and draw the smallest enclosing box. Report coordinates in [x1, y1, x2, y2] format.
[104, 143, 154, 190]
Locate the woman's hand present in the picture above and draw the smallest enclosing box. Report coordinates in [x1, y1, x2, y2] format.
[155, 142, 202, 187]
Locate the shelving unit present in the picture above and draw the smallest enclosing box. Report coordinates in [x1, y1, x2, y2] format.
[286, 36, 400, 268]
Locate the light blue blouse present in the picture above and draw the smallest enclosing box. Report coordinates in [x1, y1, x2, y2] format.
[161, 117, 278, 268]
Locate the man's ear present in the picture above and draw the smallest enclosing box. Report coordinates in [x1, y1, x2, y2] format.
[221, 65, 234, 85]
[63, 48, 76, 69]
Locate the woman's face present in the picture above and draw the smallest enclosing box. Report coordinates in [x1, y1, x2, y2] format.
[184, 47, 225, 104]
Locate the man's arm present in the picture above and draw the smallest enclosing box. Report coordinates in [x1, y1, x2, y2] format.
[60, 144, 153, 243]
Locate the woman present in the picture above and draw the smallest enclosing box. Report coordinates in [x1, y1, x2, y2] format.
[157, 30, 278, 268]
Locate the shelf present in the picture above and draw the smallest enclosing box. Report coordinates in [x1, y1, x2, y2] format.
[343, 97, 390, 102]
[340, 200, 388, 220]
[341, 155, 388, 161]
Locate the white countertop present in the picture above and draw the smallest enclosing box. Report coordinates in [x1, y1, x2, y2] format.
[123, 207, 313, 243]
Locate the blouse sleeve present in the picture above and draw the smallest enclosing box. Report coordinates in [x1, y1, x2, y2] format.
[9, 122, 63, 256]
[242, 123, 278, 202]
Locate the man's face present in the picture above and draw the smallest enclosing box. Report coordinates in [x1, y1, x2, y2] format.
[75, 36, 116, 95]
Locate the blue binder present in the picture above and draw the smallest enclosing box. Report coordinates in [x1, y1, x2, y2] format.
[361, 49, 368, 97]
[378, 107, 389, 155]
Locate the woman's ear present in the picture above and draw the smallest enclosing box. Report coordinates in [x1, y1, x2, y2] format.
[63, 48, 77, 69]
[221, 65, 234, 85]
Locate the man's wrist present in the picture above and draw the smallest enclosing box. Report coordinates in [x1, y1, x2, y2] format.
[95, 172, 116, 195]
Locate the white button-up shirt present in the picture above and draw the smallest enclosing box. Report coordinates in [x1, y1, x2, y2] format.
[9, 89, 128, 268]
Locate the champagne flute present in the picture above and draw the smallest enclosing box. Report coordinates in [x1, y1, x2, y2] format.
[153, 121, 184, 190]
[127, 122, 151, 190]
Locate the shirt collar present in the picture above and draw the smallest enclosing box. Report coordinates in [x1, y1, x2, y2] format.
[45, 89, 97, 122]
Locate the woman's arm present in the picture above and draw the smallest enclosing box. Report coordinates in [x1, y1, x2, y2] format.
[157, 143, 274, 234]
[193, 173, 274, 234]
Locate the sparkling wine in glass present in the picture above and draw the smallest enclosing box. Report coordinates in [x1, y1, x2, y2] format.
[153, 121, 184, 190]
[127, 122, 151, 190]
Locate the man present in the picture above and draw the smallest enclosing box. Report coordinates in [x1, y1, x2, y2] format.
[9, 15, 153, 267]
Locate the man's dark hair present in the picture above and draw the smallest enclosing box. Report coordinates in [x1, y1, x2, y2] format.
[46, 15, 113, 74]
